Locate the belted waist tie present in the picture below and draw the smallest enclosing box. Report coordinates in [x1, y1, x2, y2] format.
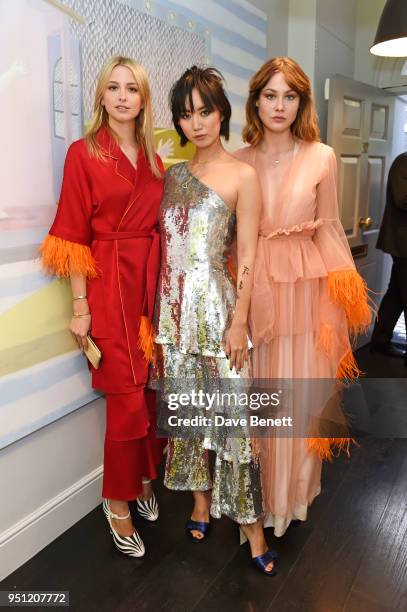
[259, 229, 315, 240]
[93, 230, 160, 321]
[93, 230, 156, 240]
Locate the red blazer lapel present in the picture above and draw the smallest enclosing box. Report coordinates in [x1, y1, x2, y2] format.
[96, 126, 136, 186]
[117, 148, 149, 229]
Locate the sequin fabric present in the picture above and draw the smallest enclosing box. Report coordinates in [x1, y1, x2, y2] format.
[153, 162, 236, 356]
[150, 162, 262, 524]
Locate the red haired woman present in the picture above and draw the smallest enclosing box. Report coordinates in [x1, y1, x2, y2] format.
[41, 56, 164, 557]
[235, 57, 371, 537]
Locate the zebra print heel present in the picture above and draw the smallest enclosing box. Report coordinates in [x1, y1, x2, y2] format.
[102, 499, 145, 558]
[136, 492, 159, 522]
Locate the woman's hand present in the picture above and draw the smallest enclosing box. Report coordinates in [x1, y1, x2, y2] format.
[70, 314, 91, 351]
[224, 322, 249, 373]
[70, 297, 91, 351]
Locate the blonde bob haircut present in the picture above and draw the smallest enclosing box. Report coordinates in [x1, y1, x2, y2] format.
[242, 56, 320, 146]
[85, 55, 162, 178]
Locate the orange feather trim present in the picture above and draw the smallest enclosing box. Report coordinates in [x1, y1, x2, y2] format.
[336, 349, 362, 380]
[313, 323, 362, 460]
[327, 269, 371, 336]
[40, 234, 98, 278]
[138, 315, 154, 363]
[317, 323, 363, 380]
[307, 436, 357, 462]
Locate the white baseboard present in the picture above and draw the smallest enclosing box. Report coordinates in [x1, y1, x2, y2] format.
[0, 466, 103, 581]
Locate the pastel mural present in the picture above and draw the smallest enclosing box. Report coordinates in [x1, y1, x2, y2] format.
[0, 0, 266, 449]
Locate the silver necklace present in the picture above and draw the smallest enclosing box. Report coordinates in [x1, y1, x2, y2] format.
[261, 145, 295, 165]
[273, 147, 295, 165]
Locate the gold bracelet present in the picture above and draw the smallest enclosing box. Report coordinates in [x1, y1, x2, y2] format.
[73, 295, 87, 300]
[72, 312, 91, 318]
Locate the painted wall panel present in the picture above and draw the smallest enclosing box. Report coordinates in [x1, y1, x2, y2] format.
[0, 0, 266, 449]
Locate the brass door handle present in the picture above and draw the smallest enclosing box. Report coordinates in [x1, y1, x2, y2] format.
[359, 216, 372, 229]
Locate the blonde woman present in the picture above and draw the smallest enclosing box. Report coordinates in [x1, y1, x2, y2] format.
[41, 56, 165, 557]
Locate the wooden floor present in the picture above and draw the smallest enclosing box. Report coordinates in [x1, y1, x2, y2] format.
[1, 345, 406, 612]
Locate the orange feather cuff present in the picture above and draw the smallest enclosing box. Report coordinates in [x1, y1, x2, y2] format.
[40, 234, 98, 278]
[327, 269, 371, 335]
[307, 437, 356, 462]
[138, 315, 154, 363]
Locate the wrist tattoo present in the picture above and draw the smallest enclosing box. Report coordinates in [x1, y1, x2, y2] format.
[242, 266, 250, 276]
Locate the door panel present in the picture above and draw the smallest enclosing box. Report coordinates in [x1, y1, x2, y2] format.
[339, 156, 361, 235]
[367, 157, 385, 231]
[370, 104, 388, 139]
[343, 97, 363, 136]
[327, 75, 395, 346]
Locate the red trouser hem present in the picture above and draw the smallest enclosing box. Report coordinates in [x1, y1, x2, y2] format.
[102, 388, 166, 500]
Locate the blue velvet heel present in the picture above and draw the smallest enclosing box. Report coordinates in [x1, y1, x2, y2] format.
[185, 519, 210, 542]
[252, 550, 278, 576]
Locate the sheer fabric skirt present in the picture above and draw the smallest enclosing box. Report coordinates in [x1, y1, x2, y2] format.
[252, 273, 348, 537]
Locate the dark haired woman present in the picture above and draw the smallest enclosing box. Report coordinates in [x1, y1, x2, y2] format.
[150, 66, 277, 575]
[40, 56, 164, 557]
[235, 57, 371, 537]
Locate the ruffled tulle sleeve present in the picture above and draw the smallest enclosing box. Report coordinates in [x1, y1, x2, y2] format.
[39, 142, 97, 278]
[314, 147, 371, 336]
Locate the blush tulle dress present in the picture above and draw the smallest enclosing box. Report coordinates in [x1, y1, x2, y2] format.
[235, 140, 371, 536]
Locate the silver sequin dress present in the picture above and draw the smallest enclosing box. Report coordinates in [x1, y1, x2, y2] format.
[150, 162, 262, 525]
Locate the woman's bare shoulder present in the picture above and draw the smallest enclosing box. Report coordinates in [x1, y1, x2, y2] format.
[228, 157, 258, 182]
[233, 145, 255, 164]
[224, 152, 256, 174]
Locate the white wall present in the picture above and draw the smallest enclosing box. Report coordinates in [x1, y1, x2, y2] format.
[288, 0, 317, 84]
[315, 0, 357, 140]
[283, 0, 358, 141]
[252, 0, 289, 57]
[0, 397, 105, 580]
[354, 0, 385, 85]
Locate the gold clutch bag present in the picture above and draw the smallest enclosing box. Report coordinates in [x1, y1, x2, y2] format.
[84, 335, 102, 369]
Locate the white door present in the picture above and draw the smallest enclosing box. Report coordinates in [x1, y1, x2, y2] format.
[326, 75, 395, 346]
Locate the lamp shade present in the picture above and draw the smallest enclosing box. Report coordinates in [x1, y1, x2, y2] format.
[370, 0, 407, 57]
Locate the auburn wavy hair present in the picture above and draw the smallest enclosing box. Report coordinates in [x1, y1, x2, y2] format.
[85, 55, 162, 178]
[242, 57, 320, 146]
